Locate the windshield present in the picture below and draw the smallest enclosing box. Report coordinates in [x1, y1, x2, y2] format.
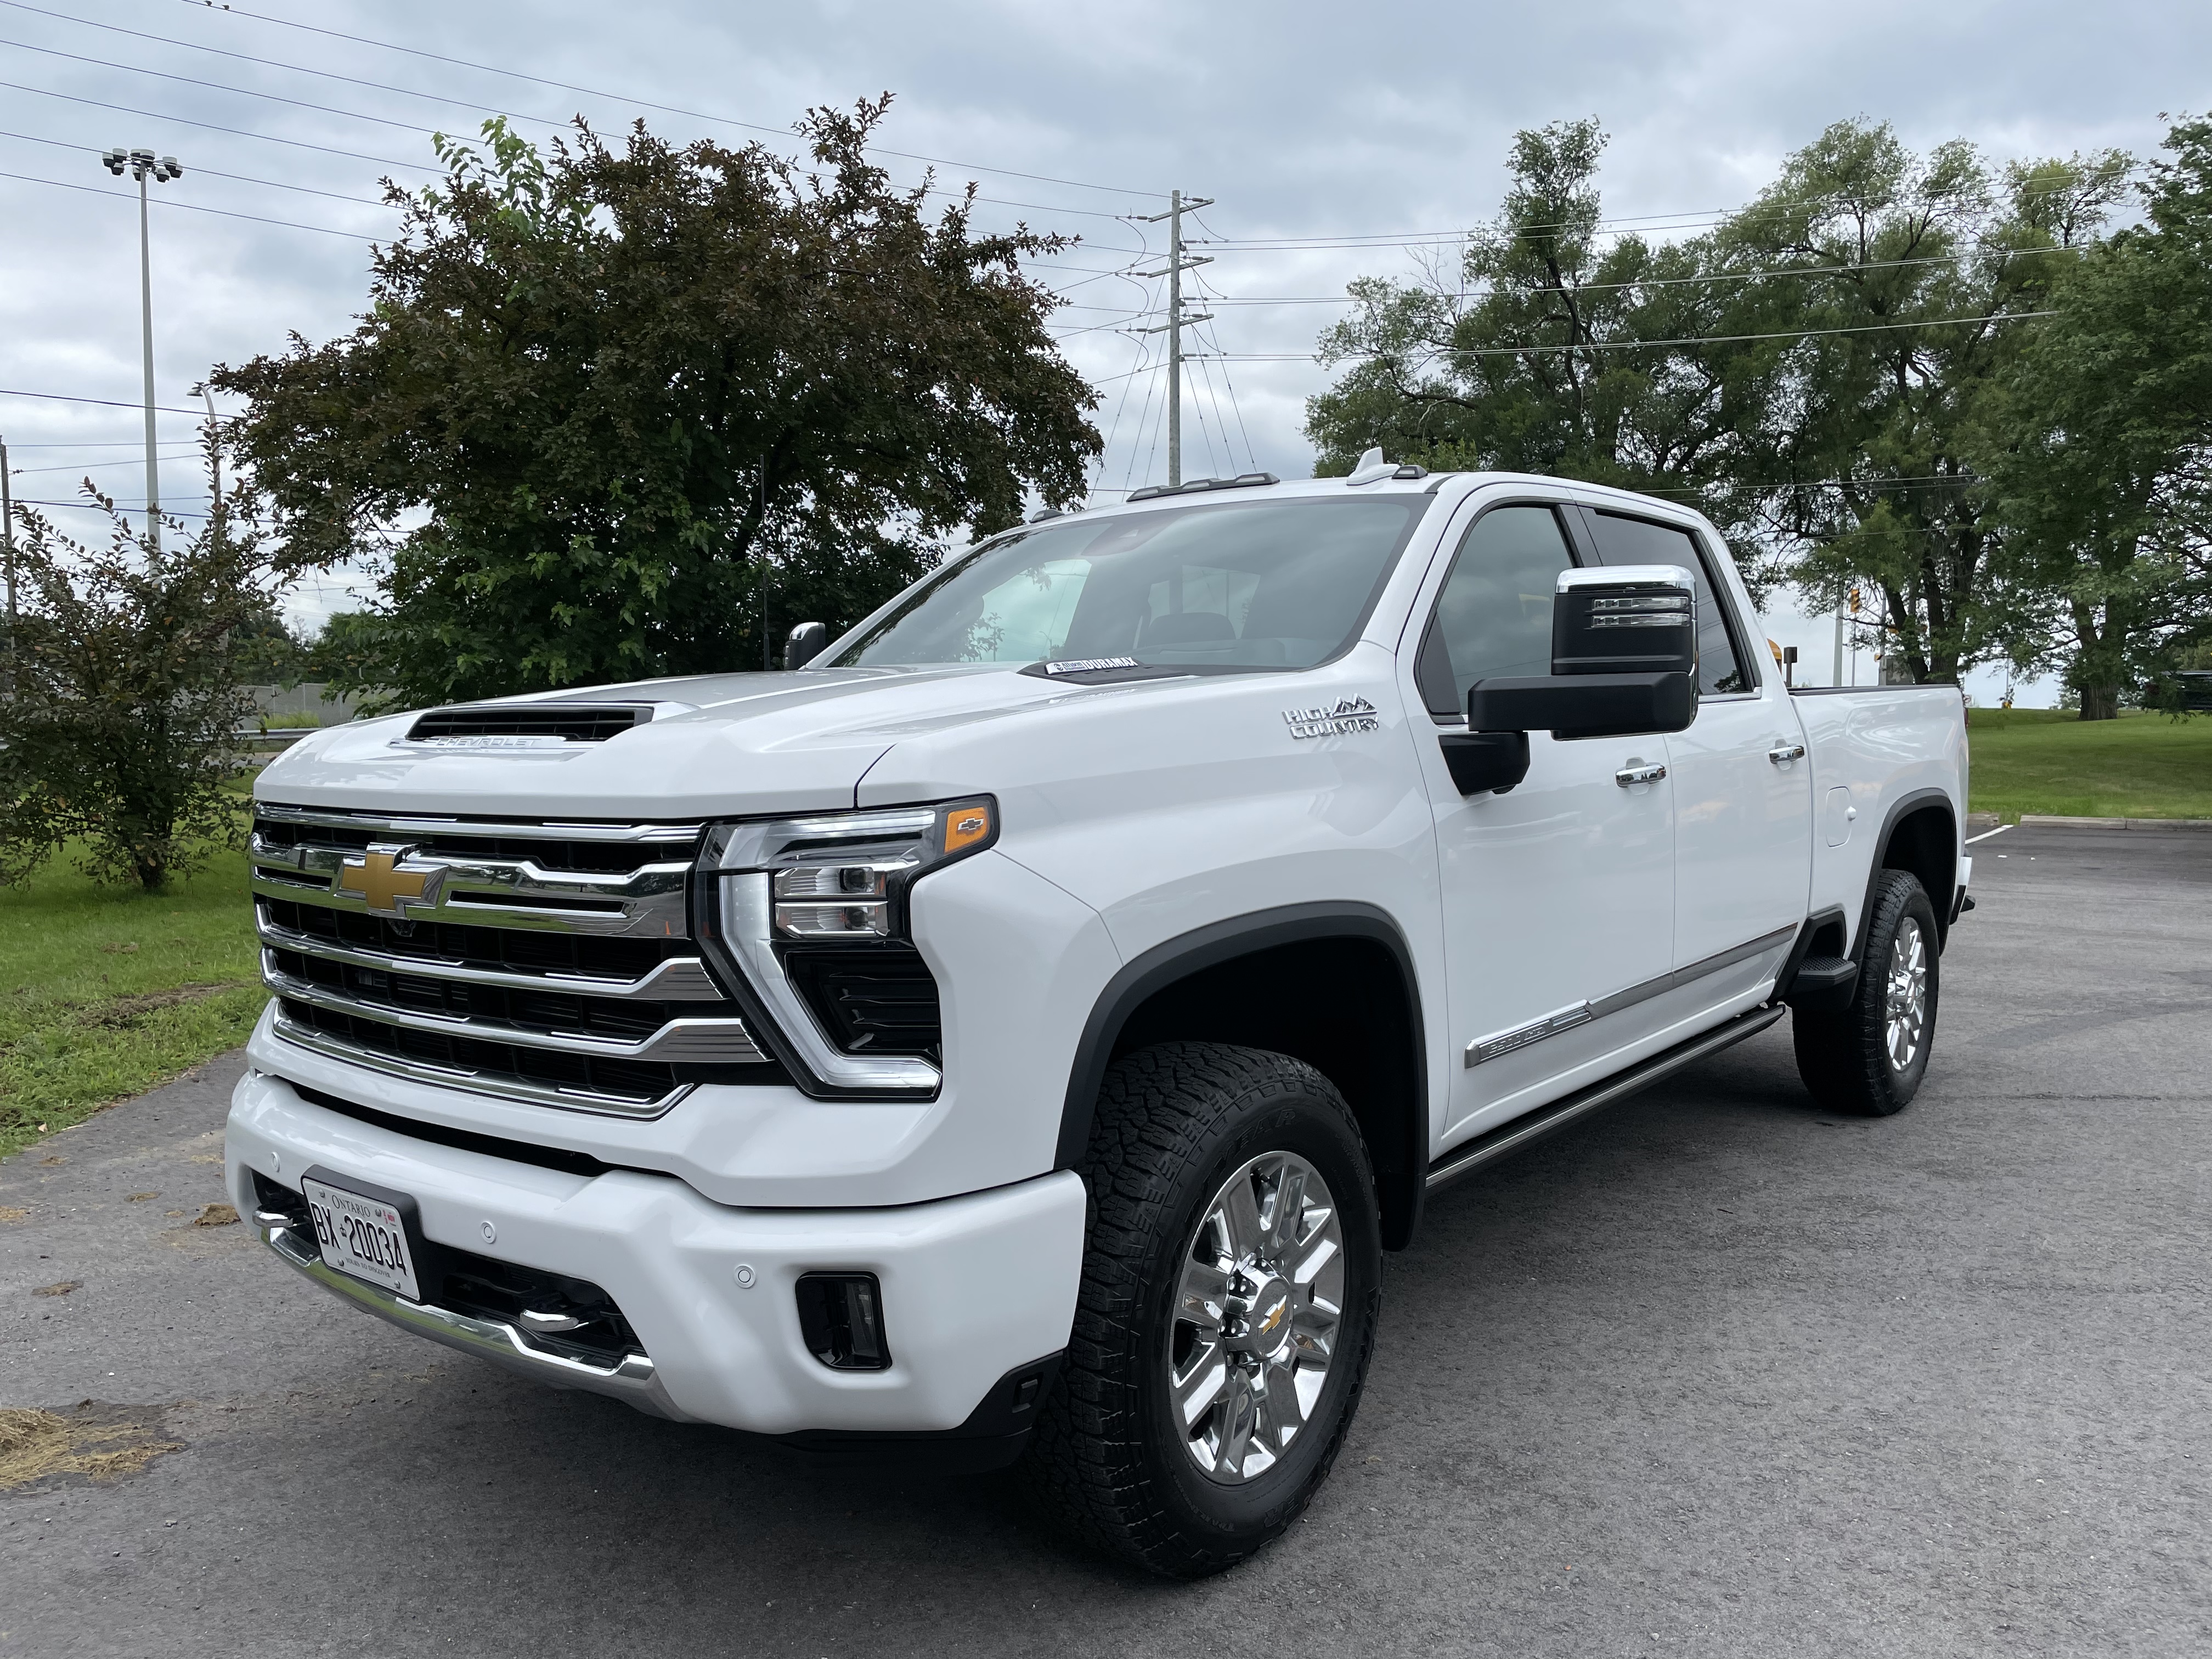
[831, 495, 1431, 672]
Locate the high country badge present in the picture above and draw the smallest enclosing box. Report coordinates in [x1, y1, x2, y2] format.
[1283, 697, 1380, 740]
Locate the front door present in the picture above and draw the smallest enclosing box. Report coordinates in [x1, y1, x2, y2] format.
[1405, 499, 1677, 1150]
[1579, 507, 1813, 985]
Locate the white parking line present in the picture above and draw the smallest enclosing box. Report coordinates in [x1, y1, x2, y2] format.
[1966, 823, 2015, 845]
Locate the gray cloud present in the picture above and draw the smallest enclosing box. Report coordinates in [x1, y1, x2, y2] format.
[3, 0, 2200, 690]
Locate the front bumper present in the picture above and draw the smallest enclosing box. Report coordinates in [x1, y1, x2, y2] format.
[226, 1070, 1086, 1435]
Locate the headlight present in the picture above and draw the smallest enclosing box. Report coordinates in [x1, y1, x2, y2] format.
[702, 797, 997, 939]
[695, 798, 997, 1095]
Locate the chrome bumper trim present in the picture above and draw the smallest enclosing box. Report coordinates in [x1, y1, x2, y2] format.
[268, 1011, 691, 1118]
[262, 1224, 678, 1414]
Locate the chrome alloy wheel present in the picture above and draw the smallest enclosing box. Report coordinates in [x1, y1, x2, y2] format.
[1168, 1150, 1345, 1485]
[1884, 913, 1929, 1072]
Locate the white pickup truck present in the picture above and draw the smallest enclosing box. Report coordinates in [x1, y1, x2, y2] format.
[228, 460, 1970, 1577]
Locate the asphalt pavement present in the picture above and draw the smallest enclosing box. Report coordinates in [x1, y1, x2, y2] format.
[4, 822, 2209, 1658]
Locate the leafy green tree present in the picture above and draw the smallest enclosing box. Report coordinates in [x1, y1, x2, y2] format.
[1718, 123, 2129, 684]
[1979, 117, 2212, 717]
[0, 447, 284, 890]
[1307, 119, 2129, 680]
[211, 100, 1101, 708]
[1306, 120, 1784, 516]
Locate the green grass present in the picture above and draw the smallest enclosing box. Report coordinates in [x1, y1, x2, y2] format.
[0, 846, 264, 1160]
[1969, 708, 2212, 821]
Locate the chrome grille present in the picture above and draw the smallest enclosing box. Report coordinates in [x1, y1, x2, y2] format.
[252, 806, 767, 1115]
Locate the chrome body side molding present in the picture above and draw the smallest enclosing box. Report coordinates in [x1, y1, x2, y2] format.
[1464, 923, 1797, 1066]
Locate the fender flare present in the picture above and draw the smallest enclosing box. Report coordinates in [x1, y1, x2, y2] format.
[1860, 786, 1959, 958]
[1055, 901, 1430, 1249]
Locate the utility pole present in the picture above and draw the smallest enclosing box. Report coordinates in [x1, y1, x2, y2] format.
[1831, 604, 1846, 686]
[102, 147, 183, 550]
[1131, 190, 1214, 487]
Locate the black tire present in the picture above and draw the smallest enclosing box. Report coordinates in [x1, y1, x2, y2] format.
[1792, 868, 1940, 1116]
[1020, 1042, 1383, 1578]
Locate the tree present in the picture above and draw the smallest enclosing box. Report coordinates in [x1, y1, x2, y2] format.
[211, 99, 1101, 708]
[1306, 120, 1784, 519]
[0, 446, 284, 890]
[1717, 123, 2129, 685]
[1306, 119, 2131, 679]
[1980, 117, 2212, 717]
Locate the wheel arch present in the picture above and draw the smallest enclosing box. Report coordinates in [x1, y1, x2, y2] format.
[1866, 787, 1959, 954]
[1058, 902, 1430, 1251]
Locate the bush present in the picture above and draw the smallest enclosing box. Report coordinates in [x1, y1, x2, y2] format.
[0, 451, 291, 891]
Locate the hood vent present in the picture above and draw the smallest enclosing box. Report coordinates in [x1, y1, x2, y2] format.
[406, 704, 653, 745]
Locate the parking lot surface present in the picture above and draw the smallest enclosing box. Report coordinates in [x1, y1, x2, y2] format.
[4, 823, 2209, 1658]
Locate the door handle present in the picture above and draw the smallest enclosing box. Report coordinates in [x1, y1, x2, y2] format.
[1615, 760, 1667, 787]
[1768, 742, 1808, 765]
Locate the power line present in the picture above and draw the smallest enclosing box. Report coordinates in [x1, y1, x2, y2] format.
[1, 30, 1143, 227]
[1, 127, 396, 205]
[178, 0, 1169, 200]
[0, 77, 442, 171]
[1, 386, 233, 416]
[14, 494, 216, 518]
[0, 32, 441, 134]
[1271, 310, 2063, 364]
[8, 448, 201, 473]
[0, 166, 379, 239]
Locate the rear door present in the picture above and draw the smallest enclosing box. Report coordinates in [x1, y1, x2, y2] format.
[1580, 507, 1812, 990]
[1404, 497, 1677, 1148]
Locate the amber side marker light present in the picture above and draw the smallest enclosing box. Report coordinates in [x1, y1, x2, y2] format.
[941, 799, 995, 855]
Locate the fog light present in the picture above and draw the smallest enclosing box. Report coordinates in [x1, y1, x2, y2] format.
[794, 1272, 891, 1370]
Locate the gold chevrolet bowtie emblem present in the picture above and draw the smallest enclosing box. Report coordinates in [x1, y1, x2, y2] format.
[335, 847, 442, 917]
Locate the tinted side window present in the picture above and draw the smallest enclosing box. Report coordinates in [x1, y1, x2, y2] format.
[1585, 511, 1751, 695]
[1417, 505, 1577, 717]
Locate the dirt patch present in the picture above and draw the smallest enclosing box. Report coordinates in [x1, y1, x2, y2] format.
[84, 982, 239, 1029]
[32, 1281, 80, 1297]
[0, 1402, 184, 1493]
[126, 1191, 157, 1202]
[0, 1206, 27, 1224]
[193, 1203, 239, 1227]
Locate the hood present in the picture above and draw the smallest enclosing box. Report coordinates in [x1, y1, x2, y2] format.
[255, 664, 1171, 820]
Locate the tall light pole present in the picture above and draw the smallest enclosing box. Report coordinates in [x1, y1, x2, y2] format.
[101, 146, 182, 550]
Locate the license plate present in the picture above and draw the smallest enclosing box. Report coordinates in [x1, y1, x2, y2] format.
[302, 1175, 422, 1302]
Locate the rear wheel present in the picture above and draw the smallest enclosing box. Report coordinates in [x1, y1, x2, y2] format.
[1793, 868, 1939, 1116]
[1022, 1042, 1383, 1578]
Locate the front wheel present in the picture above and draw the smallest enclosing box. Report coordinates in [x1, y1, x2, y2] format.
[1022, 1042, 1383, 1578]
[1793, 868, 1940, 1116]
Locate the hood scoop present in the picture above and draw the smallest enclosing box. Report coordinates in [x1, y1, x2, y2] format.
[405, 703, 656, 747]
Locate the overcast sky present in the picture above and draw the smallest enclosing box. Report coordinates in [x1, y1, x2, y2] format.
[3, 0, 2205, 696]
